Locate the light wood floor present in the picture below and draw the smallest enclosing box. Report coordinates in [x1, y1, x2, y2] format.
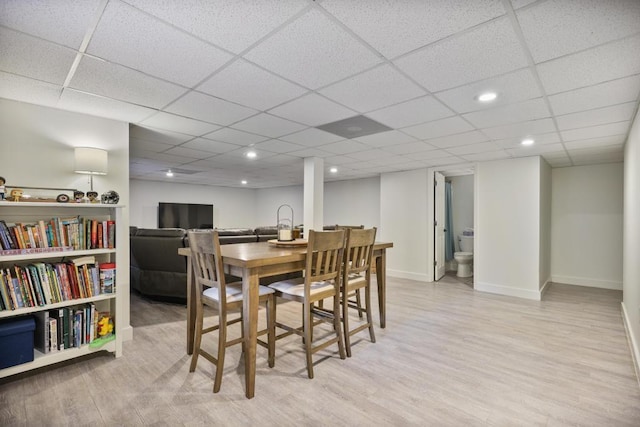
[1, 274, 639, 426]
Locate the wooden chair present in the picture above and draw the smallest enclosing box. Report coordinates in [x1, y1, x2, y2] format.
[341, 227, 377, 357]
[268, 229, 346, 379]
[187, 230, 275, 393]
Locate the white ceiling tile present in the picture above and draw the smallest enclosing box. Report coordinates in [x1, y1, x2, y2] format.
[318, 140, 369, 155]
[198, 59, 307, 110]
[506, 142, 566, 157]
[402, 116, 474, 140]
[548, 75, 640, 116]
[543, 158, 572, 167]
[244, 9, 382, 89]
[563, 135, 627, 151]
[446, 141, 503, 155]
[163, 146, 214, 159]
[482, 118, 556, 139]
[0, 72, 61, 107]
[140, 112, 220, 135]
[517, 0, 640, 63]
[435, 68, 542, 114]
[394, 18, 528, 91]
[165, 91, 257, 125]
[350, 149, 404, 162]
[130, 138, 175, 153]
[493, 132, 561, 149]
[125, 0, 308, 54]
[269, 93, 357, 126]
[0, 27, 77, 85]
[463, 98, 550, 129]
[253, 139, 305, 154]
[88, 1, 232, 87]
[561, 121, 631, 141]
[325, 155, 357, 166]
[404, 149, 455, 161]
[286, 147, 332, 158]
[459, 150, 511, 162]
[382, 142, 438, 155]
[280, 128, 344, 146]
[321, 0, 505, 58]
[537, 35, 640, 94]
[70, 56, 187, 109]
[354, 130, 418, 148]
[231, 113, 307, 138]
[319, 64, 426, 112]
[181, 138, 240, 154]
[202, 128, 269, 146]
[510, 0, 539, 9]
[556, 102, 637, 131]
[141, 151, 194, 164]
[365, 96, 454, 129]
[129, 125, 193, 145]
[425, 130, 489, 149]
[0, 0, 101, 49]
[58, 89, 156, 123]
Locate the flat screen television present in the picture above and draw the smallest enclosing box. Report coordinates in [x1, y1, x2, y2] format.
[158, 202, 213, 229]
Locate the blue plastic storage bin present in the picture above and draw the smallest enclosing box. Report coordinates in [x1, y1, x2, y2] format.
[0, 316, 35, 369]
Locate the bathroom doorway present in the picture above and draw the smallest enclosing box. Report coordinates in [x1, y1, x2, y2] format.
[427, 166, 476, 284]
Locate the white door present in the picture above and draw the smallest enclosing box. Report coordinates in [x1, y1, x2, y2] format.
[435, 172, 446, 281]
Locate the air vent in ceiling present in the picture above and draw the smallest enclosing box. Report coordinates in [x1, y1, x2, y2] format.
[315, 115, 392, 139]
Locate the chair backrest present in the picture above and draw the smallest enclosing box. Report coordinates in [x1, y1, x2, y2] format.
[335, 224, 365, 230]
[188, 230, 227, 305]
[344, 227, 377, 277]
[305, 230, 346, 291]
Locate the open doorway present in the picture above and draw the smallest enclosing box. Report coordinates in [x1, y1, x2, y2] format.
[427, 166, 476, 284]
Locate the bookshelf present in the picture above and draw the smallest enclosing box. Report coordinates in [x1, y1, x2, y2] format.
[0, 202, 125, 379]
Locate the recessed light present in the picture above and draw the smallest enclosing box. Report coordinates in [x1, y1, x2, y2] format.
[166, 170, 174, 177]
[521, 138, 535, 146]
[246, 151, 257, 159]
[329, 167, 338, 173]
[241, 180, 247, 185]
[477, 92, 497, 102]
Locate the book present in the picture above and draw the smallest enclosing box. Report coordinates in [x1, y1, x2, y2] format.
[34, 310, 50, 354]
[49, 316, 58, 352]
[0, 272, 11, 310]
[106, 220, 115, 249]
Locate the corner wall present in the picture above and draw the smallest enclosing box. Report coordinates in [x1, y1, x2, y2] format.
[623, 106, 640, 380]
[551, 163, 624, 289]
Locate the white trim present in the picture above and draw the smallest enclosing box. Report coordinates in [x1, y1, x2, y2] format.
[551, 275, 622, 290]
[621, 302, 640, 387]
[475, 281, 542, 300]
[539, 277, 551, 298]
[387, 269, 430, 283]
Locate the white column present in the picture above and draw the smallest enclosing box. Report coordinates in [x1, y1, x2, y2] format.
[304, 157, 324, 234]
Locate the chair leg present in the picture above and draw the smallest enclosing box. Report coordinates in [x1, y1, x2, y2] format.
[333, 291, 346, 360]
[303, 301, 314, 379]
[267, 295, 276, 368]
[190, 304, 204, 372]
[343, 287, 352, 357]
[355, 289, 363, 318]
[365, 284, 376, 343]
[213, 311, 227, 393]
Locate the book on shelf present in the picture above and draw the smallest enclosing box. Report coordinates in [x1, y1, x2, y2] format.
[34, 310, 50, 354]
[49, 315, 58, 352]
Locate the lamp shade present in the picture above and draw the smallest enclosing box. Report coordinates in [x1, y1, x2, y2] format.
[74, 147, 108, 175]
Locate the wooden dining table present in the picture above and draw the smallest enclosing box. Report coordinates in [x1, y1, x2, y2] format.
[178, 239, 393, 399]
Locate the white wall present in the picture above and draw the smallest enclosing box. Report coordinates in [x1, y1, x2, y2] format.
[324, 177, 380, 229]
[475, 156, 543, 299]
[129, 179, 257, 228]
[380, 169, 429, 281]
[551, 163, 624, 289]
[449, 175, 474, 252]
[255, 185, 302, 226]
[539, 159, 552, 291]
[623, 107, 640, 378]
[0, 98, 131, 336]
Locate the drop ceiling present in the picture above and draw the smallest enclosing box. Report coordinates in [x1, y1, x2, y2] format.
[1, 0, 639, 188]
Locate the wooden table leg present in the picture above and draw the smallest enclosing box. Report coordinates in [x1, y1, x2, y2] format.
[242, 268, 260, 399]
[186, 254, 195, 355]
[375, 250, 386, 329]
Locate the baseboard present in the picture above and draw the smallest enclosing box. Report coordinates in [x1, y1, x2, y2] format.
[121, 324, 134, 342]
[539, 278, 551, 299]
[621, 302, 640, 386]
[551, 275, 622, 290]
[475, 281, 542, 300]
[387, 269, 430, 283]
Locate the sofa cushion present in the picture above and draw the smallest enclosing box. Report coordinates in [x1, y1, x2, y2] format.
[136, 228, 186, 238]
[216, 228, 255, 236]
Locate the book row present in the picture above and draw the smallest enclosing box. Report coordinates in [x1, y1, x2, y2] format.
[0, 217, 115, 252]
[0, 256, 115, 311]
[33, 304, 114, 353]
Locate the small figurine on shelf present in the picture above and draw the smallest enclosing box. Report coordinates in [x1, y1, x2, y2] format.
[10, 188, 23, 202]
[0, 176, 5, 201]
[73, 190, 86, 203]
[87, 191, 99, 203]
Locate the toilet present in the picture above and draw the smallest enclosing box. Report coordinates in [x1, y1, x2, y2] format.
[454, 234, 474, 278]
